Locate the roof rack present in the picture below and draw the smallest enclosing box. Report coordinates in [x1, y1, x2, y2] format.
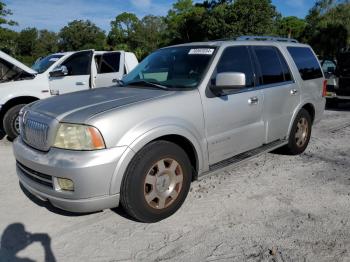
[237, 36, 299, 43]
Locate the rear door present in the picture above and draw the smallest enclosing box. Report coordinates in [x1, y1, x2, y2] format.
[93, 52, 124, 88]
[203, 46, 265, 165]
[49, 50, 93, 95]
[252, 46, 300, 143]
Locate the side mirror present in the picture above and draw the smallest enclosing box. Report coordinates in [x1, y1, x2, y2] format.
[49, 65, 68, 77]
[210, 72, 246, 93]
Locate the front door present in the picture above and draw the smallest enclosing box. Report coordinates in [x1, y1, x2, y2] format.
[49, 50, 93, 95]
[203, 46, 265, 165]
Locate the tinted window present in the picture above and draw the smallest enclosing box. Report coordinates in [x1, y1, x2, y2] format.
[214, 46, 255, 87]
[276, 50, 292, 81]
[62, 51, 91, 76]
[287, 47, 323, 80]
[96, 52, 120, 74]
[254, 46, 285, 85]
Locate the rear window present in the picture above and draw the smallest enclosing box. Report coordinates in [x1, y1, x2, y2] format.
[287, 47, 323, 80]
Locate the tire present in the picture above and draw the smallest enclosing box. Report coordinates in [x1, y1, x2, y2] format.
[282, 109, 312, 155]
[3, 104, 26, 140]
[120, 141, 192, 223]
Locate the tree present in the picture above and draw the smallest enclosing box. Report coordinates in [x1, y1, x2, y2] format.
[0, 2, 17, 27]
[0, 1, 18, 55]
[59, 20, 106, 51]
[276, 16, 306, 39]
[133, 15, 167, 58]
[303, 0, 350, 57]
[230, 0, 280, 36]
[165, 0, 206, 43]
[35, 30, 59, 57]
[17, 27, 38, 56]
[107, 12, 140, 49]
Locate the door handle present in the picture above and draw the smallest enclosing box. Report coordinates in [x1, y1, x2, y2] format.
[76, 82, 86, 86]
[112, 78, 118, 83]
[290, 89, 298, 95]
[248, 96, 259, 105]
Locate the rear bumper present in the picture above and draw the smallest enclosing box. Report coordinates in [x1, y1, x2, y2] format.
[13, 137, 127, 213]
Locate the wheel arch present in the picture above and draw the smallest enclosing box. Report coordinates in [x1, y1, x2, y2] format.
[109, 126, 206, 195]
[287, 102, 316, 139]
[0, 96, 40, 128]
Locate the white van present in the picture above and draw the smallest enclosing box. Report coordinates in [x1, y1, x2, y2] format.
[0, 50, 138, 139]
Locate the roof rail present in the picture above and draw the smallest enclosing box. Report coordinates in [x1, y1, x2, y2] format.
[237, 36, 299, 43]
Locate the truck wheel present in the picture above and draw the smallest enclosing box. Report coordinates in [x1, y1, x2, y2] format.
[120, 141, 192, 223]
[3, 104, 26, 140]
[283, 109, 312, 155]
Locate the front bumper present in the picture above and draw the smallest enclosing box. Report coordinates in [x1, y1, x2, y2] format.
[13, 137, 127, 213]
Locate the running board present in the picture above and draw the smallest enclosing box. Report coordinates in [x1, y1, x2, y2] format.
[199, 140, 287, 179]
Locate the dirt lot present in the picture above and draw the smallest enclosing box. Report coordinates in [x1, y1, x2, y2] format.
[0, 105, 350, 262]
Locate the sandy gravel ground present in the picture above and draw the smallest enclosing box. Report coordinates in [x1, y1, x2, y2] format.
[0, 105, 349, 262]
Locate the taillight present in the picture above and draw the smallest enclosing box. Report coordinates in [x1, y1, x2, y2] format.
[322, 80, 327, 97]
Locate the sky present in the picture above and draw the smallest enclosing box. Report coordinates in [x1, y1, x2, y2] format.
[4, 0, 316, 32]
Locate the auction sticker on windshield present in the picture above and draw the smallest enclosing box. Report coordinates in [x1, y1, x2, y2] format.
[188, 48, 215, 55]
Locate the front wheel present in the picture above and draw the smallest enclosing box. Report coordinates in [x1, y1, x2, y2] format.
[120, 141, 192, 223]
[3, 104, 26, 140]
[283, 109, 312, 155]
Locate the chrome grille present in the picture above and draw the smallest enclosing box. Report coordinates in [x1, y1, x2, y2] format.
[22, 118, 49, 151]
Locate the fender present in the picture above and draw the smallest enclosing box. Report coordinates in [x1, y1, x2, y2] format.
[286, 99, 316, 139]
[109, 125, 207, 195]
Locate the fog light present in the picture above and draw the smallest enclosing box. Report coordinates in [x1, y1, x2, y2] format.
[57, 178, 74, 191]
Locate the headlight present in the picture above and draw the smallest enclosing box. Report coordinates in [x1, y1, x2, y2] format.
[53, 123, 105, 150]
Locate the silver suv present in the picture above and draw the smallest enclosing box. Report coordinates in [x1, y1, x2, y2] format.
[13, 37, 326, 222]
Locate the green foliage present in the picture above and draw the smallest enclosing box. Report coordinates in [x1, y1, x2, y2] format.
[0, 28, 18, 55]
[304, 0, 350, 57]
[0, 2, 17, 26]
[59, 20, 106, 51]
[276, 16, 307, 40]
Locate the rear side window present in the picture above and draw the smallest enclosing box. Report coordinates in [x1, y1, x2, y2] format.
[254, 46, 290, 85]
[214, 46, 255, 87]
[287, 47, 323, 80]
[97, 52, 120, 74]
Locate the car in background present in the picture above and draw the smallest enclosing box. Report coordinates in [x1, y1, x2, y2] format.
[0, 50, 138, 139]
[322, 48, 350, 107]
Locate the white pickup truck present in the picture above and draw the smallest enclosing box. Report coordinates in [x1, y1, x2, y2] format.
[0, 50, 138, 139]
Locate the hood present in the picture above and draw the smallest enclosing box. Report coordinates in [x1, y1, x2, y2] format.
[28, 86, 173, 123]
[0, 50, 37, 75]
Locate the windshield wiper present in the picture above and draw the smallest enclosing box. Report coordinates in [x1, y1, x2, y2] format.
[127, 80, 169, 90]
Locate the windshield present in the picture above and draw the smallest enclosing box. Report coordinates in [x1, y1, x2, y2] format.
[32, 54, 64, 73]
[122, 46, 216, 89]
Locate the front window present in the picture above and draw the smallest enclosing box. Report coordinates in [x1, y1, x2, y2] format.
[32, 54, 64, 74]
[122, 46, 216, 89]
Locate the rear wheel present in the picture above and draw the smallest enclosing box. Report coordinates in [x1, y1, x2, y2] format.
[120, 141, 192, 223]
[283, 109, 312, 155]
[3, 104, 26, 140]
